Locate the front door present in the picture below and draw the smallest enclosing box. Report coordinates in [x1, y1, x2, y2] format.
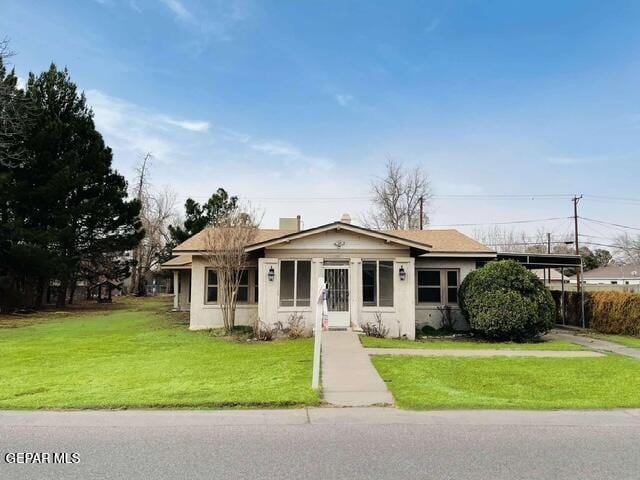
[324, 266, 350, 327]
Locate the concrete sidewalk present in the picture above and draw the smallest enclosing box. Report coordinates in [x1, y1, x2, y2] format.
[365, 348, 604, 358]
[550, 332, 640, 360]
[321, 330, 394, 406]
[1, 408, 639, 427]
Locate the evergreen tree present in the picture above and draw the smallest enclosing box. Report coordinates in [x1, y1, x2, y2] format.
[162, 188, 237, 260]
[8, 64, 143, 306]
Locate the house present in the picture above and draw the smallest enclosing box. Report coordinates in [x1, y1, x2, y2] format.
[570, 263, 640, 286]
[161, 214, 497, 339]
[532, 268, 570, 285]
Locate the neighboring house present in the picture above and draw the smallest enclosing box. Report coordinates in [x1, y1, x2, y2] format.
[162, 214, 497, 339]
[569, 263, 640, 286]
[532, 268, 570, 285]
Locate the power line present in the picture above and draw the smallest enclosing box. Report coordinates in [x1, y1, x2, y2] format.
[429, 216, 571, 228]
[580, 217, 640, 232]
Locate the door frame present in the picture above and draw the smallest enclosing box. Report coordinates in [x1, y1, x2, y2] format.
[323, 264, 351, 328]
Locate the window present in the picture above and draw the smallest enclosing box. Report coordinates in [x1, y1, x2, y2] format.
[279, 260, 311, 307]
[362, 260, 394, 307]
[417, 269, 459, 304]
[206, 269, 218, 303]
[237, 270, 249, 303]
[205, 268, 257, 305]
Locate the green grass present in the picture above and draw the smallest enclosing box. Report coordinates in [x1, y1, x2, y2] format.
[372, 355, 640, 409]
[0, 298, 319, 409]
[583, 333, 640, 349]
[360, 336, 585, 351]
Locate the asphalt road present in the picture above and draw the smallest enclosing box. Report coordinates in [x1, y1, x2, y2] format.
[1, 408, 640, 480]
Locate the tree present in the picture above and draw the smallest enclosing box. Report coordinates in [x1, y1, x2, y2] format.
[203, 207, 259, 335]
[129, 154, 177, 296]
[581, 247, 612, 271]
[615, 233, 640, 265]
[161, 188, 238, 262]
[0, 39, 34, 168]
[362, 158, 431, 230]
[9, 63, 143, 307]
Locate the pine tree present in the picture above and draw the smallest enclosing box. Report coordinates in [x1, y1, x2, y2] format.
[8, 64, 143, 306]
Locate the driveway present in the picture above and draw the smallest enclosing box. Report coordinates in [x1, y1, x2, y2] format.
[2, 409, 640, 480]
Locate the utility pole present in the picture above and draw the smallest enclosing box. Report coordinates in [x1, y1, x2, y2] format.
[573, 195, 583, 291]
[419, 196, 424, 230]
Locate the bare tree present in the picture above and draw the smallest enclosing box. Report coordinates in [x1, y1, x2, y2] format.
[129, 153, 178, 295]
[0, 38, 34, 168]
[362, 158, 432, 230]
[614, 233, 640, 265]
[472, 226, 552, 253]
[203, 207, 260, 335]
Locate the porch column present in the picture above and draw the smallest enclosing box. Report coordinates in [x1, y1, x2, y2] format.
[350, 258, 361, 329]
[172, 270, 179, 311]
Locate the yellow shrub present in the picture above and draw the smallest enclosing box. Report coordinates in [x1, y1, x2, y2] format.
[589, 291, 640, 337]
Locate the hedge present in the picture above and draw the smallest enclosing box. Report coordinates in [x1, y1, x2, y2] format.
[553, 290, 640, 337]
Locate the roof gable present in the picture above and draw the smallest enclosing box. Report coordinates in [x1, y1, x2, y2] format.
[245, 222, 432, 253]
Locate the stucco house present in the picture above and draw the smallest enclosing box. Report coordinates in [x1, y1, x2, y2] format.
[569, 263, 640, 286]
[161, 214, 497, 339]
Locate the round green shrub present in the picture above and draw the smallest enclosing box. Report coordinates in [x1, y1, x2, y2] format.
[459, 260, 554, 341]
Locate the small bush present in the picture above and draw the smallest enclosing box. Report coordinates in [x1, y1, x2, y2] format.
[281, 312, 307, 339]
[256, 321, 279, 341]
[459, 260, 554, 341]
[361, 312, 390, 338]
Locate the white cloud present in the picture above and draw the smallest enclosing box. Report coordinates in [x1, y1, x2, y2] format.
[159, 0, 192, 22]
[335, 93, 354, 107]
[15, 76, 26, 90]
[159, 116, 210, 132]
[251, 140, 334, 171]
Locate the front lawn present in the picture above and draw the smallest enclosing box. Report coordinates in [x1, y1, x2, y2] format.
[372, 355, 640, 409]
[360, 336, 584, 351]
[0, 298, 319, 409]
[583, 333, 640, 349]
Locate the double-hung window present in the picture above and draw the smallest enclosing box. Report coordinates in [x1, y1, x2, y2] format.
[279, 260, 311, 307]
[362, 260, 394, 307]
[417, 269, 459, 304]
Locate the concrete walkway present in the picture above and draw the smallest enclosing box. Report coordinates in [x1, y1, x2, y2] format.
[321, 330, 394, 406]
[549, 332, 640, 360]
[365, 348, 604, 358]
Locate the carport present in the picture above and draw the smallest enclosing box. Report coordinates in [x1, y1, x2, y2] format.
[495, 252, 585, 328]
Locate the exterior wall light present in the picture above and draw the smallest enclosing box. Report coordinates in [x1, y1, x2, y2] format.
[268, 266, 275, 282]
[399, 265, 406, 281]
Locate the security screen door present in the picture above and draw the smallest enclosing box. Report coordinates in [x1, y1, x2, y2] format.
[324, 266, 350, 327]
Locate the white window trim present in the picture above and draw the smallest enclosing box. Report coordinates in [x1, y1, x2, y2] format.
[278, 259, 311, 308]
[362, 259, 394, 308]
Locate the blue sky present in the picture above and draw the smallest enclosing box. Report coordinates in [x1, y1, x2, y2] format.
[2, 0, 640, 245]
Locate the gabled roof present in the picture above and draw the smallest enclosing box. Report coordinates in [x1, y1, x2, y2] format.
[168, 222, 494, 258]
[244, 221, 432, 253]
[582, 263, 640, 279]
